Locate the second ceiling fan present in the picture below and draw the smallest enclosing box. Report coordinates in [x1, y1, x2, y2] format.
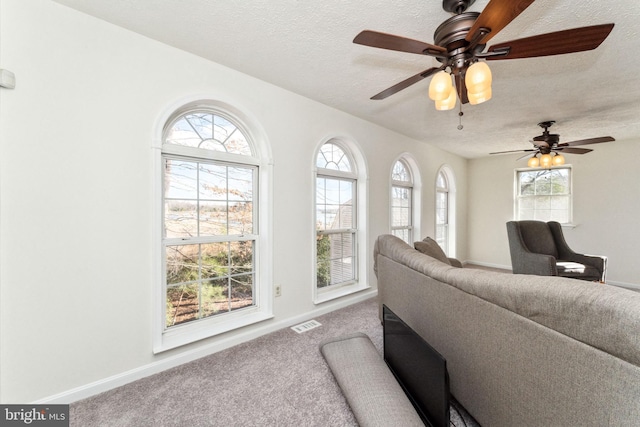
[490, 120, 615, 167]
[353, 0, 614, 109]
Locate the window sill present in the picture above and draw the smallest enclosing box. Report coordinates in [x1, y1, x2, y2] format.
[154, 306, 273, 354]
[314, 282, 371, 305]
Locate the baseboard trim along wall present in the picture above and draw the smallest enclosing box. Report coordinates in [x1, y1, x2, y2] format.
[33, 290, 378, 404]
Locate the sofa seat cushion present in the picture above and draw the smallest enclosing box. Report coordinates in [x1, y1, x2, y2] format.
[556, 261, 601, 281]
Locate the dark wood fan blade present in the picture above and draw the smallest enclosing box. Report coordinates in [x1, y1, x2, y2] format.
[454, 72, 469, 104]
[353, 30, 446, 56]
[558, 136, 615, 146]
[556, 147, 593, 154]
[486, 24, 614, 60]
[466, 0, 536, 45]
[371, 68, 441, 100]
[489, 149, 535, 155]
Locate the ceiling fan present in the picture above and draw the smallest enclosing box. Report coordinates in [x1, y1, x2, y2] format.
[353, 0, 614, 109]
[490, 120, 615, 167]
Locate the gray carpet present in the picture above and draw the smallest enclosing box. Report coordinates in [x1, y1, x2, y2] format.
[71, 296, 480, 426]
[71, 298, 382, 427]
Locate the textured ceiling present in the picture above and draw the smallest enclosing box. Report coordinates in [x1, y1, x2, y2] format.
[52, 0, 640, 158]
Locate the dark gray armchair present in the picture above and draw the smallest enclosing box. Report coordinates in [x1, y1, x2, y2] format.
[506, 220, 607, 282]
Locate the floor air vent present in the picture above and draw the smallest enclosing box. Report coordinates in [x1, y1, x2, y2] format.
[291, 319, 321, 333]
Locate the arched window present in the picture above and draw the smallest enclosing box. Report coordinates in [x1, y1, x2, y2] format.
[315, 139, 368, 303]
[436, 166, 456, 256]
[391, 159, 414, 244]
[155, 102, 271, 352]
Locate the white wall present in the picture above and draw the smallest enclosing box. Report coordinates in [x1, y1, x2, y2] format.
[468, 138, 640, 288]
[0, 0, 467, 402]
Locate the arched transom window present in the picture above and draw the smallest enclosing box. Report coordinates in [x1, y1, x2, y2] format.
[165, 112, 253, 155]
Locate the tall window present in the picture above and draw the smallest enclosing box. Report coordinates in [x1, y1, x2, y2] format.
[156, 103, 271, 352]
[516, 167, 572, 223]
[436, 166, 456, 257]
[391, 159, 413, 244]
[315, 141, 357, 291]
[435, 171, 449, 254]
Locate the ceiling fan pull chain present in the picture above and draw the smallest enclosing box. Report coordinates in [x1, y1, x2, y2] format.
[458, 105, 464, 130]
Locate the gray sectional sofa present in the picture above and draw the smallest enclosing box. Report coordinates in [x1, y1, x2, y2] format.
[374, 234, 640, 426]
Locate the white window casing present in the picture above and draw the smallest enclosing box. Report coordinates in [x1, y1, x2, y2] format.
[153, 101, 273, 353]
[313, 138, 369, 304]
[390, 158, 414, 244]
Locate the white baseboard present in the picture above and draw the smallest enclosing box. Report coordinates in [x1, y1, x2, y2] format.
[33, 289, 378, 404]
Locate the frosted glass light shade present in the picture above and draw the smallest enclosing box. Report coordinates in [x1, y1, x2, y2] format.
[540, 153, 553, 168]
[435, 87, 457, 110]
[468, 87, 492, 105]
[429, 71, 453, 101]
[553, 154, 565, 166]
[465, 62, 492, 93]
[528, 156, 540, 167]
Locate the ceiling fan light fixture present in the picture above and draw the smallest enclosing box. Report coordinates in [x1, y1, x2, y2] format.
[428, 71, 453, 101]
[553, 153, 565, 166]
[468, 87, 492, 105]
[465, 61, 492, 94]
[435, 86, 457, 110]
[527, 156, 540, 168]
[540, 153, 553, 168]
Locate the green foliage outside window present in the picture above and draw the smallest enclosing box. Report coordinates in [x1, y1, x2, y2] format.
[316, 233, 331, 288]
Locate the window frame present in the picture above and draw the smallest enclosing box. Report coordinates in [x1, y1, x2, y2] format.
[153, 101, 273, 353]
[313, 139, 369, 304]
[514, 165, 573, 224]
[390, 158, 414, 244]
[435, 166, 456, 257]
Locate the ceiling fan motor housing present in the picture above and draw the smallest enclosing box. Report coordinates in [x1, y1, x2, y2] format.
[533, 133, 560, 147]
[434, 12, 483, 69]
[533, 121, 559, 148]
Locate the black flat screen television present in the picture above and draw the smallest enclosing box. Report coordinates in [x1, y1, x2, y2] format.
[383, 305, 450, 427]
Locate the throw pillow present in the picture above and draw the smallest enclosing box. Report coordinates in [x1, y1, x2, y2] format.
[414, 237, 451, 265]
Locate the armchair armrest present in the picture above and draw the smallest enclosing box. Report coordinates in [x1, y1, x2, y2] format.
[564, 253, 607, 282]
[548, 221, 607, 281]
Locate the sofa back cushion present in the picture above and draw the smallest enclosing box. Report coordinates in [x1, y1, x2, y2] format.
[414, 237, 451, 265]
[375, 234, 640, 369]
